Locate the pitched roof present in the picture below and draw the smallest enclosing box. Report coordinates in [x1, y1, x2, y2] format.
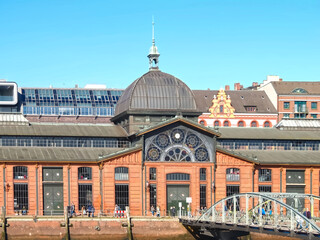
[0, 147, 122, 163]
[275, 119, 320, 129]
[271, 81, 320, 95]
[193, 90, 277, 114]
[217, 127, 320, 140]
[0, 123, 128, 137]
[134, 116, 221, 137]
[232, 150, 320, 165]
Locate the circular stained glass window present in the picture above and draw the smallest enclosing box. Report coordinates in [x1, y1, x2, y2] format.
[155, 134, 170, 149]
[195, 147, 209, 161]
[170, 129, 185, 143]
[147, 147, 161, 161]
[186, 134, 200, 148]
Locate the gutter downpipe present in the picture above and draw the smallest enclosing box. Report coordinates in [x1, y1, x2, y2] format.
[141, 135, 145, 216]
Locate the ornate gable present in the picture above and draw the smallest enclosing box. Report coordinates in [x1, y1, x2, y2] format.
[209, 89, 235, 118]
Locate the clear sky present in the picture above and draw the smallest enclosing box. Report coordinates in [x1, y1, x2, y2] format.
[0, 0, 319, 90]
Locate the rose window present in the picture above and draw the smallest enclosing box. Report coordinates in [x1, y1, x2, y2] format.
[146, 128, 210, 162]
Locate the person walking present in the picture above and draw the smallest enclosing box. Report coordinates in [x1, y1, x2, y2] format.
[156, 206, 160, 217]
[151, 205, 155, 216]
[171, 206, 176, 217]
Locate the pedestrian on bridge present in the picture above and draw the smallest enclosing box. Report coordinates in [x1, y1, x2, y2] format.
[296, 214, 303, 230]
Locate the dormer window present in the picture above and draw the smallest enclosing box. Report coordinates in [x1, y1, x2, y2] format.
[292, 88, 308, 94]
[245, 106, 257, 112]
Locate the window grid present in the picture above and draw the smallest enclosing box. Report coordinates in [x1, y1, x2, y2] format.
[115, 167, 129, 181]
[200, 168, 206, 181]
[217, 140, 320, 151]
[21, 88, 123, 117]
[14, 183, 28, 210]
[0, 136, 130, 149]
[78, 167, 92, 180]
[78, 184, 92, 210]
[13, 166, 28, 179]
[200, 184, 206, 208]
[284, 102, 290, 109]
[115, 184, 129, 210]
[149, 168, 156, 180]
[226, 185, 240, 209]
[166, 173, 190, 181]
[259, 169, 272, 182]
[150, 184, 157, 210]
[226, 168, 240, 182]
[258, 185, 272, 192]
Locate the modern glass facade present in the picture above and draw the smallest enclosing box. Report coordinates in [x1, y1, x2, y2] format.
[21, 88, 124, 117]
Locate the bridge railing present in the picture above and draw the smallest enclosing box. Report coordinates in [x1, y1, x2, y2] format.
[196, 192, 320, 234]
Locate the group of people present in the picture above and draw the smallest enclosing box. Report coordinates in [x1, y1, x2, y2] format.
[150, 205, 161, 217]
[69, 203, 95, 217]
[296, 208, 312, 230]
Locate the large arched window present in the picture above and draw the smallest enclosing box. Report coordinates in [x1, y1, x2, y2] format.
[146, 127, 210, 162]
[223, 121, 230, 127]
[214, 120, 220, 127]
[78, 167, 92, 180]
[250, 121, 258, 128]
[14, 166, 28, 179]
[226, 168, 240, 181]
[115, 167, 129, 181]
[238, 121, 245, 127]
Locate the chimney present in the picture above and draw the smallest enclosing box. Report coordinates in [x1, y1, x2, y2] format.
[225, 85, 230, 91]
[234, 83, 241, 91]
[240, 85, 243, 89]
[279, 78, 283, 82]
[252, 82, 258, 87]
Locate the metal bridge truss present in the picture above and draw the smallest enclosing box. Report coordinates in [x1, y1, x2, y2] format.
[181, 193, 320, 240]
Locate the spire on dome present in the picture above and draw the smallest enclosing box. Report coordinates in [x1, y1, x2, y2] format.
[148, 17, 160, 70]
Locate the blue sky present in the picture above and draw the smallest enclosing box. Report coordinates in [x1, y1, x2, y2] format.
[0, 0, 319, 90]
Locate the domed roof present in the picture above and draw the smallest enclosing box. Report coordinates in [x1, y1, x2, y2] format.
[114, 70, 198, 116]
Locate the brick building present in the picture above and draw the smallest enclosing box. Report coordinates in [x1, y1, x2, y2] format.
[0, 36, 320, 218]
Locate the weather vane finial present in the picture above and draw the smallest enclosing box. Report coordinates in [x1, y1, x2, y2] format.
[148, 16, 160, 70]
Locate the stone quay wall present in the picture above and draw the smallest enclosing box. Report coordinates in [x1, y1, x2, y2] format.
[3, 217, 192, 240]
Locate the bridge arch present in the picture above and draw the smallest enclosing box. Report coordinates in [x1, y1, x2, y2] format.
[195, 192, 320, 237]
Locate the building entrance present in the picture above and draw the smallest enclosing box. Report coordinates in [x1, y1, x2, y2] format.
[42, 167, 64, 215]
[167, 185, 189, 215]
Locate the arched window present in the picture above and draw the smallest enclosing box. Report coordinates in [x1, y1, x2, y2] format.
[214, 120, 220, 127]
[223, 121, 230, 127]
[250, 121, 258, 127]
[292, 88, 308, 94]
[238, 121, 245, 127]
[78, 167, 92, 180]
[13, 166, 28, 179]
[115, 167, 129, 180]
[264, 121, 271, 128]
[226, 168, 240, 181]
[199, 120, 206, 126]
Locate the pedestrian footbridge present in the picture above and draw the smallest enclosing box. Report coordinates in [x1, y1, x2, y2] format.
[180, 193, 320, 240]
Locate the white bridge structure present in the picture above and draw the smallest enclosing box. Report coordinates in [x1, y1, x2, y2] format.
[180, 193, 320, 240]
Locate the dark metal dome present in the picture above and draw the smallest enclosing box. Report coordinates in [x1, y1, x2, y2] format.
[115, 70, 198, 116]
